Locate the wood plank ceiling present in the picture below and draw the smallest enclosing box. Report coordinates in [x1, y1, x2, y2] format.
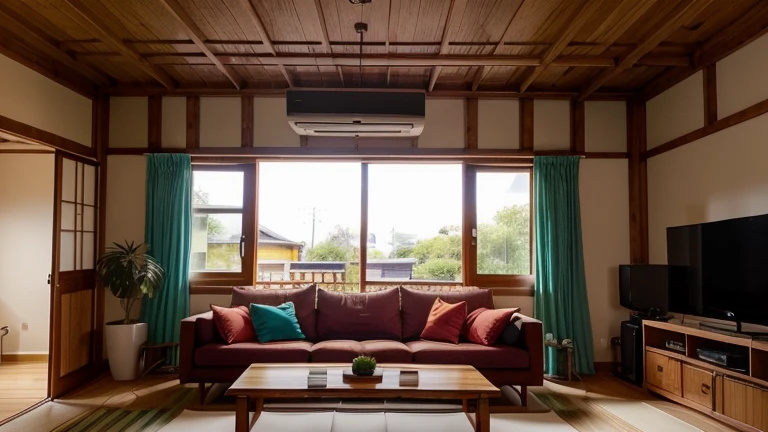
[0, 0, 766, 98]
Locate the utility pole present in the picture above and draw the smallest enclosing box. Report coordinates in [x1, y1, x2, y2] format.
[311, 207, 316, 248]
[391, 227, 396, 257]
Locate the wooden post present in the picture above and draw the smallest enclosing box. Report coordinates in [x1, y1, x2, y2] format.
[703, 64, 718, 125]
[519, 99, 534, 151]
[148, 95, 162, 149]
[466, 98, 478, 150]
[570, 100, 585, 153]
[186, 96, 200, 149]
[627, 98, 648, 263]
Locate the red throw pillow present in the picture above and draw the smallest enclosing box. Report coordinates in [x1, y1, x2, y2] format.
[465, 307, 520, 346]
[420, 298, 467, 344]
[211, 304, 256, 344]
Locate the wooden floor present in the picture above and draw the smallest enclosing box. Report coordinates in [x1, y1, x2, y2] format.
[1, 371, 739, 432]
[0, 362, 48, 423]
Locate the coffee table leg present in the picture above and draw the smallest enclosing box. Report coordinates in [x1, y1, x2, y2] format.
[236, 396, 250, 432]
[475, 396, 490, 432]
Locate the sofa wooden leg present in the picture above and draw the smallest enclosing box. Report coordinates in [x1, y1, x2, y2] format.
[198, 383, 209, 405]
[520, 386, 528, 406]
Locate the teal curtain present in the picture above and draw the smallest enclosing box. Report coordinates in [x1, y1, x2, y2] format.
[141, 154, 192, 366]
[533, 156, 595, 375]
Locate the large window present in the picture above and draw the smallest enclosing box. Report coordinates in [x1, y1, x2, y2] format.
[367, 164, 463, 282]
[257, 162, 361, 290]
[191, 165, 255, 284]
[189, 161, 532, 291]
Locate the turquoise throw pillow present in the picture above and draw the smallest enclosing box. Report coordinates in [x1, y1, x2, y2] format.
[249, 302, 306, 343]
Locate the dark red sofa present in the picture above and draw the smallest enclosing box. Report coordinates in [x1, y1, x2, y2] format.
[179, 285, 543, 404]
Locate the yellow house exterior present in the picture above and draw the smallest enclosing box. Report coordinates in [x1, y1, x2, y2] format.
[257, 243, 300, 261]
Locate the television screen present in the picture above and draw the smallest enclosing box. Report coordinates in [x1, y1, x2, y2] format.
[619, 265, 669, 313]
[666, 214, 768, 326]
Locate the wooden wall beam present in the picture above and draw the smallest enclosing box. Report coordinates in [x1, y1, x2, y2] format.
[428, 0, 466, 92]
[62, 0, 175, 89]
[519, 98, 534, 151]
[0, 114, 96, 159]
[241, 96, 253, 148]
[645, 94, 768, 159]
[643, 0, 768, 101]
[571, 100, 585, 152]
[579, 0, 713, 100]
[186, 96, 200, 149]
[148, 95, 162, 150]
[94, 93, 109, 364]
[520, 0, 606, 93]
[703, 64, 718, 125]
[465, 98, 478, 150]
[158, 0, 241, 89]
[627, 98, 648, 263]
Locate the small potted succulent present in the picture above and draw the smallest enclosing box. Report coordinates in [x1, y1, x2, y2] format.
[351, 355, 377, 376]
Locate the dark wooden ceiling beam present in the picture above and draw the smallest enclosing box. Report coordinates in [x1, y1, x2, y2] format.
[62, 0, 176, 89]
[519, 0, 605, 93]
[158, 0, 241, 89]
[0, 4, 111, 86]
[242, 0, 292, 88]
[429, 0, 467, 92]
[474, 0, 526, 92]
[578, 0, 713, 101]
[643, 0, 768, 101]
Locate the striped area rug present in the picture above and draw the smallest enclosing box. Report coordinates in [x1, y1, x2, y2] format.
[50, 387, 196, 432]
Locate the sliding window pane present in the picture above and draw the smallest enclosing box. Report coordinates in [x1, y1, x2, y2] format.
[258, 162, 361, 291]
[191, 213, 243, 272]
[476, 171, 531, 275]
[367, 164, 462, 282]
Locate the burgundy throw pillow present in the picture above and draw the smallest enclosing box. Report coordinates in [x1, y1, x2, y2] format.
[231, 284, 317, 340]
[420, 298, 467, 344]
[465, 307, 520, 346]
[210, 304, 256, 344]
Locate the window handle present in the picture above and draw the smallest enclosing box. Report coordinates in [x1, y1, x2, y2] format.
[240, 235, 246, 258]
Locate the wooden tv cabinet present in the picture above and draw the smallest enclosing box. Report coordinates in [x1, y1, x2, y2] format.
[643, 321, 768, 431]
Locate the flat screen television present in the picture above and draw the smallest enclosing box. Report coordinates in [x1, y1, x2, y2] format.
[667, 213, 768, 328]
[619, 265, 669, 317]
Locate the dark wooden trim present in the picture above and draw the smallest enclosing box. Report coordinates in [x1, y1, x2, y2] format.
[703, 64, 718, 126]
[94, 93, 109, 363]
[0, 149, 54, 154]
[241, 96, 254, 148]
[48, 153, 63, 398]
[0, 353, 49, 362]
[462, 163, 474, 287]
[465, 98, 478, 150]
[645, 95, 768, 159]
[108, 146, 628, 159]
[360, 163, 369, 292]
[186, 96, 200, 149]
[148, 95, 162, 149]
[0, 114, 96, 160]
[570, 100, 585, 153]
[627, 99, 648, 264]
[519, 99, 534, 151]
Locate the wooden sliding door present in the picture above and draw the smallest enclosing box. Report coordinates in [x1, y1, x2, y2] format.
[49, 152, 100, 398]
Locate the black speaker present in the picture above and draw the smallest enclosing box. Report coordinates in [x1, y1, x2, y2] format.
[618, 320, 644, 386]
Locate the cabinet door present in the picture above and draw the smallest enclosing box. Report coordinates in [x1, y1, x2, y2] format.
[682, 364, 714, 409]
[722, 377, 768, 431]
[646, 351, 682, 396]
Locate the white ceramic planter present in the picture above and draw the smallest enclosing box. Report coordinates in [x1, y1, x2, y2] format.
[105, 322, 147, 381]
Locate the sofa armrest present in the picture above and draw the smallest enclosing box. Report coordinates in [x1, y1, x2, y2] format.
[514, 313, 543, 378]
[179, 311, 215, 384]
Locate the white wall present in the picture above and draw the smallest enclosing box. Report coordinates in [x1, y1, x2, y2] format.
[0, 54, 92, 146]
[201, 97, 241, 147]
[0, 154, 54, 354]
[717, 33, 768, 119]
[533, 100, 570, 151]
[162, 97, 187, 149]
[585, 101, 626, 152]
[478, 99, 519, 149]
[110, 97, 148, 148]
[419, 99, 465, 148]
[646, 71, 704, 149]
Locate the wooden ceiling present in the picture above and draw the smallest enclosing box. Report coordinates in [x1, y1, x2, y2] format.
[1, 0, 767, 99]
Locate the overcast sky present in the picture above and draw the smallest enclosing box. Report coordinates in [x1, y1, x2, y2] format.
[194, 163, 529, 256]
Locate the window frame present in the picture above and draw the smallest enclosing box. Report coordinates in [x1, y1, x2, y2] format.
[190, 163, 257, 287]
[463, 164, 534, 289]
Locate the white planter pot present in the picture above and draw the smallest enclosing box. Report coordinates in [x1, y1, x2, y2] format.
[105, 322, 147, 381]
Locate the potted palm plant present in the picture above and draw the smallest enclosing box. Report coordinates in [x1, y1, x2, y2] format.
[97, 241, 164, 381]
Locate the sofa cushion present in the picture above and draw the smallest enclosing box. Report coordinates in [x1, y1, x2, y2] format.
[420, 298, 467, 344]
[211, 305, 256, 344]
[311, 340, 413, 363]
[406, 341, 529, 369]
[464, 307, 519, 346]
[316, 288, 401, 341]
[400, 287, 494, 341]
[193, 311, 223, 345]
[195, 341, 313, 367]
[250, 302, 305, 343]
[231, 284, 317, 340]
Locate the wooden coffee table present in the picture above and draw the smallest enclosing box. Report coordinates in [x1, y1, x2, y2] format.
[226, 363, 500, 432]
